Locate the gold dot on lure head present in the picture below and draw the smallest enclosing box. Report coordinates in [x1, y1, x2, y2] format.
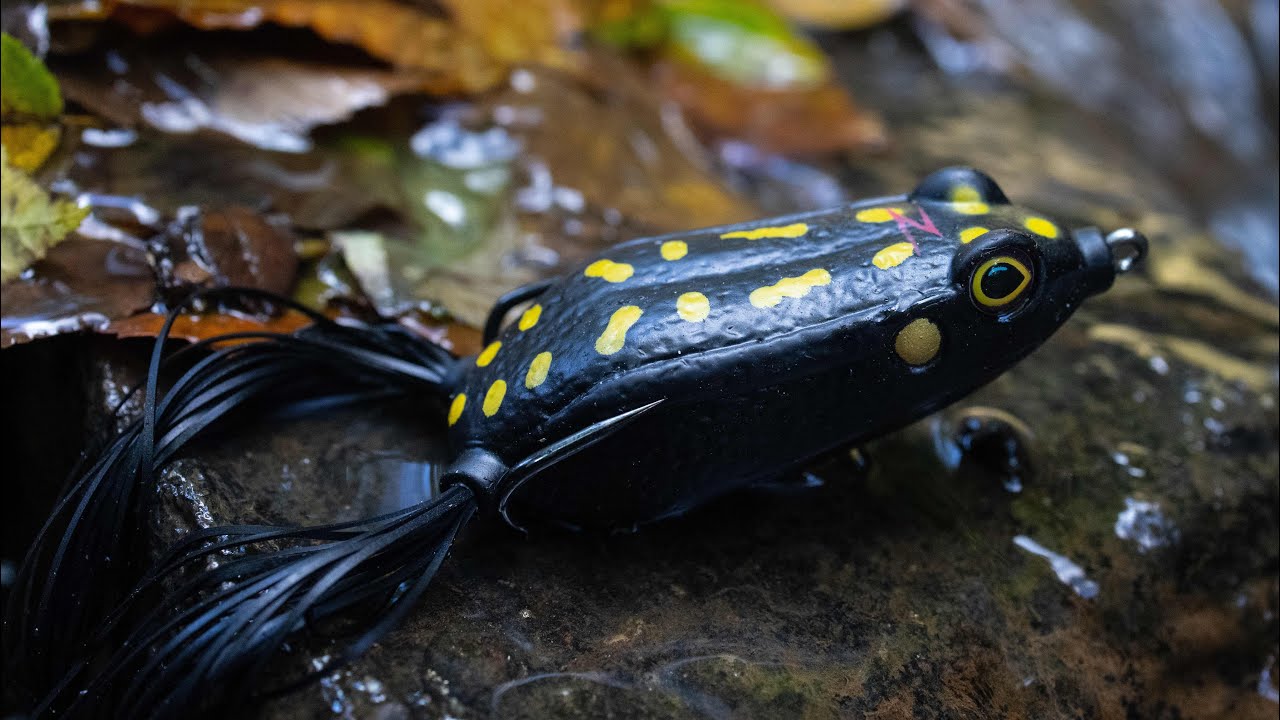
[950, 185, 982, 203]
[1023, 216, 1059, 238]
[894, 318, 942, 366]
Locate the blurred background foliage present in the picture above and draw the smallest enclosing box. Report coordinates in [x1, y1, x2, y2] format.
[0, 0, 1274, 349]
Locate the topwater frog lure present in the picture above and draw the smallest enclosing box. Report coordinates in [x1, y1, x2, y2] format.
[5, 168, 1147, 718]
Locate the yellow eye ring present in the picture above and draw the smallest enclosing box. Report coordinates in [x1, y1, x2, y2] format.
[971, 254, 1033, 310]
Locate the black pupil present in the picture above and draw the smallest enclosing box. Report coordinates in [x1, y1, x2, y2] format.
[981, 262, 1026, 300]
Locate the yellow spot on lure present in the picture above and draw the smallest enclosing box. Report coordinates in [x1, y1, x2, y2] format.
[595, 305, 643, 355]
[873, 242, 916, 269]
[525, 351, 552, 388]
[660, 240, 688, 260]
[584, 258, 634, 283]
[676, 291, 710, 322]
[517, 304, 542, 331]
[749, 268, 831, 308]
[476, 341, 502, 367]
[720, 222, 809, 240]
[11, 168, 1148, 718]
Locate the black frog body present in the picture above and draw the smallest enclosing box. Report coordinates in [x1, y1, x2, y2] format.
[445, 167, 1129, 528]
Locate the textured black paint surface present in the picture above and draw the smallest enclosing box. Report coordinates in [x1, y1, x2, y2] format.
[447, 169, 1112, 527]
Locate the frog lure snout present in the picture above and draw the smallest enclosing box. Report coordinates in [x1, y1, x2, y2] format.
[5, 167, 1147, 718]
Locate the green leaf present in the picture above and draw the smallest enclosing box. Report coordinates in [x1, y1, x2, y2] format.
[1, 146, 87, 282]
[1, 32, 62, 120]
[659, 0, 828, 89]
[590, 2, 670, 50]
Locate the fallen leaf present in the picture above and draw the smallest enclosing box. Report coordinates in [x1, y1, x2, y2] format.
[52, 0, 585, 95]
[56, 48, 429, 153]
[105, 303, 483, 353]
[584, 1, 885, 153]
[0, 122, 61, 172]
[767, 0, 905, 30]
[1, 146, 88, 282]
[398, 314, 483, 357]
[0, 235, 155, 348]
[106, 308, 315, 344]
[149, 206, 299, 301]
[1, 32, 65, 171]
[63, 132, 398, 232]
[483, 58, 757, 234]
[660, 0, 830, 89]
[654, 59, 886, 154]
[1, 32, 62, 118]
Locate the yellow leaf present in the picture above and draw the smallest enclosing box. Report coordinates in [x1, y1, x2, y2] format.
[0, 123, 60, 172]
[1, 146, 88, 283]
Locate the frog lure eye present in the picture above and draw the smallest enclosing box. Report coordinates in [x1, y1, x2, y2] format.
[7, 167, 1148, 718]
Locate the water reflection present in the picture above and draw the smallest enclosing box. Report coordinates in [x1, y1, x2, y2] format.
[1113, 497, 1179, 553]
[347, 450, 439, 516]
[1012, 535, 1100, 599]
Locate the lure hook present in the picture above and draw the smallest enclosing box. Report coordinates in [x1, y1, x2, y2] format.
[1105, 228, 1148, 274]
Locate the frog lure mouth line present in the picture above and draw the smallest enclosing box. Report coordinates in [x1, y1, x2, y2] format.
[4, 167, 1147, 718]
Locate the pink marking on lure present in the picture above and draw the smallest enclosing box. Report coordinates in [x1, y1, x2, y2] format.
[888, 206, 942, 254]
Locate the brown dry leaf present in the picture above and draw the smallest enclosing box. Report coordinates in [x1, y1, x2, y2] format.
[654, 60, 887, 154]
[106, 308, 315, 344]
[106, 308, 483, 352]
[53, 0, 585, 95]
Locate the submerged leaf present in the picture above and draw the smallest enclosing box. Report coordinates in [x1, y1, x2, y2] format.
[0, 147, 88, 282]
[0, 235, 155, 348]
[57, 50, 428, 153]
[0, 32, 62, 119]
